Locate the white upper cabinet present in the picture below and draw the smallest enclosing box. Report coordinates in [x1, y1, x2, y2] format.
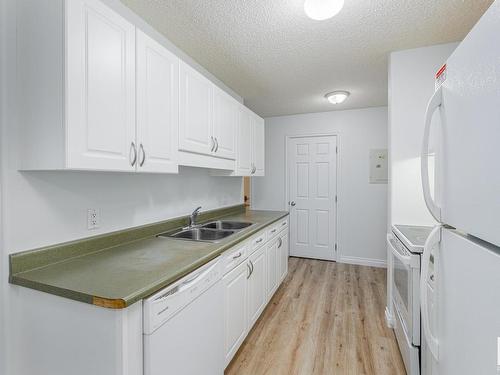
[212, 86, 237, 160]
[136, 29, 179, 174]
[252, 115, 265, 176]
[66, 0, 136, 171]
[178, 63, 238, 169]
[236, 109, 254, 175]
[179, 61, 213, 156]
[228, 108, 265, 176]
[18, 0, 261, 175]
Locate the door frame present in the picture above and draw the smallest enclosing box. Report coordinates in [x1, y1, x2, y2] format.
[284, 133, 340, 261]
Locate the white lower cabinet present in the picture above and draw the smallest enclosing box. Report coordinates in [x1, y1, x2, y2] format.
[247, 246, 267, 327]
[266, 239, 279, 299]
[278, 230, 289, 283]
[223, 261, 248, 366]
[223, 218, 289, 368]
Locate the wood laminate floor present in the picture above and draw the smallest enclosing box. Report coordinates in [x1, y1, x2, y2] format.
[225, 258, 406, 375]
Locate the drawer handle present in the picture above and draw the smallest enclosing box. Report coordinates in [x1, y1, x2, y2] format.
[281, 221, 287, 226]
[255, 238, 263, 244]
[270, 229, 276, 233]
[232, 252, 242, 259]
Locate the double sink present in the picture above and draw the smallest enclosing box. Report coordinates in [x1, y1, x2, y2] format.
[158, 220, 254, 243]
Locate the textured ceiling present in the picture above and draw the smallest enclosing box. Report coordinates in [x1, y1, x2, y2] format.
[121, 0, 493, 117]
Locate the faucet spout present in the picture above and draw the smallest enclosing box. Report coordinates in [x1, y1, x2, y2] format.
[188, 206, 202, 227]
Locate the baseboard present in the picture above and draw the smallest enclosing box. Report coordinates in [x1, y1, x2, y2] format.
[339, 255, 387, 268]
[385, 307, 395, 328]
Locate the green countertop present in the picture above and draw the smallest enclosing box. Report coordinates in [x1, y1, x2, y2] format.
[9, 207, 288, 309]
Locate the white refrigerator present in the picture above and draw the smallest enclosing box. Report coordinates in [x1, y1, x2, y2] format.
[420, 1, 500, 374]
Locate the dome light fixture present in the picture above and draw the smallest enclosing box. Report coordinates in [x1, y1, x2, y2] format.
[325, 91, 350, 104]
[304, 0, 345, 21]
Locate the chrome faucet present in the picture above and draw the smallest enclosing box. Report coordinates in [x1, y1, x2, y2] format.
[188, 206, 202, 227]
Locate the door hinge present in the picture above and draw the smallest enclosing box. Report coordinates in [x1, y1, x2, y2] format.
[336, 146, 338, 154]
[335, 195, 337, 203]
[335, 243, 337, 251]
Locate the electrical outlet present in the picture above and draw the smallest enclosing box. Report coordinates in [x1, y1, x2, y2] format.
[87, 209, 100, 230]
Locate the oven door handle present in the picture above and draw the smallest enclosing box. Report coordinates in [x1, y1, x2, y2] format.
[387, 234, 419, 269]
[420, 225, 441, 361]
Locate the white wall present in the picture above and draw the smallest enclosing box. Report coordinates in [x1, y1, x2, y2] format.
[252, 107, 388, 266]
[388, 43, 458, 226]
[1, 2, 243, 373]
[0, 0, 7, 372]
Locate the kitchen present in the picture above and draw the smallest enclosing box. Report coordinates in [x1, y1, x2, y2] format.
[0, 0, 499, 374]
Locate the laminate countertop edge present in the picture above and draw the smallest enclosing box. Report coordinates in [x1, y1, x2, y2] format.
[9, 210, 289, 309]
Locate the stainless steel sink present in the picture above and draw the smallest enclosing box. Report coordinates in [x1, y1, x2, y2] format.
[200, 221, 253, 230]
[159, 228, 236, 243]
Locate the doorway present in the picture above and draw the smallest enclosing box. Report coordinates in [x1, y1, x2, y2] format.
[286, 135, 338, 261]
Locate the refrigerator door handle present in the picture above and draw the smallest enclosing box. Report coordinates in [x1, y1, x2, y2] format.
[420, 225, 441, 361]
[421, 87, 442, 221]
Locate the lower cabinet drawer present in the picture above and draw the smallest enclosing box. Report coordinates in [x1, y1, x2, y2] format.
[277, 217, 289, 232]
[250, 231, 267, 252]
[223, 243, 248, 275]
[267, 225, 279, 240]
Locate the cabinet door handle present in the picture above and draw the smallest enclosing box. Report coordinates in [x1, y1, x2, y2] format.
[130, 142, 137, 166]
[215, 137, 219, 153]
[210, 136, 215, 152]
[278, 237, 282, 248]
[246, 263, 252, 279]
[139, 144, 146, 167]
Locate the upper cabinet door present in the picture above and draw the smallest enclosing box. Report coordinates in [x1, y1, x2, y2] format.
[253, 115, 265, 176]
[66, 0, 136, 171]
[237, 109, 253, 175]
[179, 62, 213, 156]
[136, 30, 179, 174]
[212, 87, 237, 160]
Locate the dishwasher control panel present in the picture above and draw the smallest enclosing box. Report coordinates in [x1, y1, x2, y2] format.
[143, 257, 223, 334]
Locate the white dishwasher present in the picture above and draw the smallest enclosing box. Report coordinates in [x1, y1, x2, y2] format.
[143, 256, 224, 375]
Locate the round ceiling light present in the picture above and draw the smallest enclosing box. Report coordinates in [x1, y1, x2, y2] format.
[304, 0, 344, 20]
[325, 91, 350, 104]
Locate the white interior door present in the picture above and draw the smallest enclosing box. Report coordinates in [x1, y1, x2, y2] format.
[288, 135, 337, 261]
[136, 29, 179, 174]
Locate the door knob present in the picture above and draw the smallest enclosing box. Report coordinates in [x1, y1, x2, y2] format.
[290, 201, 296, 206]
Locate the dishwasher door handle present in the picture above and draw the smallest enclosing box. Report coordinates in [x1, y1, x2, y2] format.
[154, 260, 220, 302]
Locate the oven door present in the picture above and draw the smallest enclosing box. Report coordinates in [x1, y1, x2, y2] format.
[387, 233, 421, 346]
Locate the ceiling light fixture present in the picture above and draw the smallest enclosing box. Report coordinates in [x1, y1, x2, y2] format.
[304, 0, 344, 21]
[325, 91, 350, 104]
